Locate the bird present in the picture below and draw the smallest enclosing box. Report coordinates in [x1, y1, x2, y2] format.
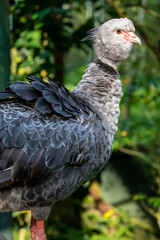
[0, 18, 141, 240]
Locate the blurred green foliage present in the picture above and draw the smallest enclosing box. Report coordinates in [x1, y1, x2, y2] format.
[6, 0, 160, 239]
[11, 190, 134, 240]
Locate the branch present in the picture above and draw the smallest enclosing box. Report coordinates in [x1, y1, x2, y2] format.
[106, 0, 127, 18]
[129, 216, 156, 232]
[140, 200, 156, 217]
[135, 24, 160, 61]
[125, 3, 160, 20]
[118, 146, 159, 169]
[140, 6, 160, 19]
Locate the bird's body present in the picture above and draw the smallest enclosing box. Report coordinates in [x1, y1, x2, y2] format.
[0, 60, 115, 220]
[0, 18, 141, 239]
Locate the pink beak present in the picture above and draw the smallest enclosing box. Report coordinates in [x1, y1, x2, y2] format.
[128, 32, 141, 45]
[124, 31, 141, 45]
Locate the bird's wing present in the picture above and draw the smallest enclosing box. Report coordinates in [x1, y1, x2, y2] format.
[0, 75, 86, 118]
[0, 102, 96, 188]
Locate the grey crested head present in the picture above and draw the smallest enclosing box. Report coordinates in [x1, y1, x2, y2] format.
[83, 18, 141, 64]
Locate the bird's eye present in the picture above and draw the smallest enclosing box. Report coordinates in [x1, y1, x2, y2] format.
[116, 29, 122, 34]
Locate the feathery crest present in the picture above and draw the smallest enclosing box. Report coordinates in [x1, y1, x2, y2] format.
[81, 28, 99, 41]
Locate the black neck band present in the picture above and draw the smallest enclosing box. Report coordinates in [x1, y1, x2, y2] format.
[94, 59, 119, 77]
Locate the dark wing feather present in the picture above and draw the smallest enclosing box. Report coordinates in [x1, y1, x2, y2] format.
[43, 89, 60, 104]
[0, 91, 16, 100]
[10, 84, 41, 101]
[35, 97, 53, 114]
[0, 75, 87, 118]
[0, 167, 12, 183]
[0, 103, 96, 189]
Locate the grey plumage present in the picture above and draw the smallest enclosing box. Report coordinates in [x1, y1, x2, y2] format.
[0, 18, 140, 220]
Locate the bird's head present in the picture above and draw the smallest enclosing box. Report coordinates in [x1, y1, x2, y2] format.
[82, 18, 141, 64]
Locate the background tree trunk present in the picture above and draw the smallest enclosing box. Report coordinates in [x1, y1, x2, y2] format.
[0, 0, 12, 239]
[54, 52, 64, 83]
[0, 0, 10, 89]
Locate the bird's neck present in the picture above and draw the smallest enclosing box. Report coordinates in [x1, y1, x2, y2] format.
[74, 59, 123, 132]
[97, 56, 120, 70]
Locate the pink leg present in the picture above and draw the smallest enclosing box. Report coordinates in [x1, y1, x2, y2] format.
[30, 216, 46, 240]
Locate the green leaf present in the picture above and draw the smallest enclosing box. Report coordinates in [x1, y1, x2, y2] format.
[148, 197, 160, 208]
